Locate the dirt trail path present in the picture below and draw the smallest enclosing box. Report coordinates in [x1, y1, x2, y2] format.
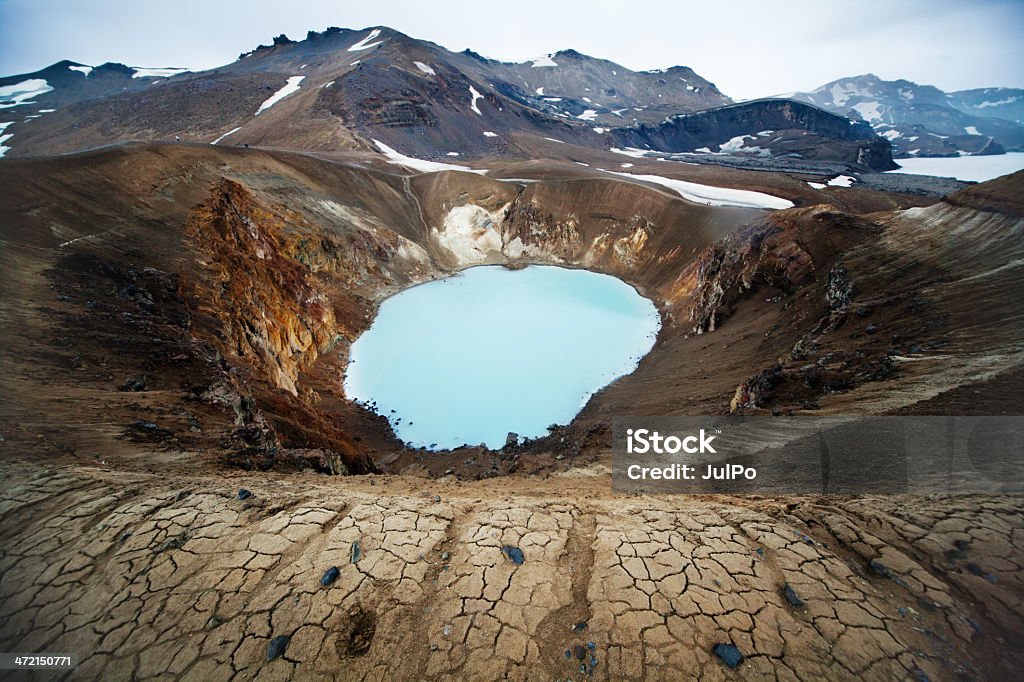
[0, 459, 1020, 680]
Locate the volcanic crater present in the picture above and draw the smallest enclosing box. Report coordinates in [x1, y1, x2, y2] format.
[1, 142, 1023, 680]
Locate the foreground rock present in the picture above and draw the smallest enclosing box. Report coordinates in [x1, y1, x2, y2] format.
[0, 462, 1020, 680]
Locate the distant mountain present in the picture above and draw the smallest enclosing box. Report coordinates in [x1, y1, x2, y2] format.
[0, 26, 733, 159]
[948, 87, 1024, 124]
[612, 99, 896, 170]
[450, 48, 732, 126]
[781, 74, 1024, 157]
[0, 26, 887, 169]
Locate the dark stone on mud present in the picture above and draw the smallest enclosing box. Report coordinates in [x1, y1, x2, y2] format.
[783, 583, 804, 607]
[953, 539, 971, 551]
[267, 635, 289, 661]
[350, 540, 362, 564]
[911, 666, 932, 682]
[501, 545, 525, 565]
[713, 642, 743, 668]
[321, 566, 340, 587]
[965, 563, 998, 582]
[161, 536, 184, 552]
[126, 420, 174, 442]
[573, 621, 588, 633]
[119, 377, 147, 392]
[868, 559, 892, 577]
[175, 490, 191, 501]
[573, 644, 586, 660]
[866, 323, 879, 334]
[237, 489, 252, 500]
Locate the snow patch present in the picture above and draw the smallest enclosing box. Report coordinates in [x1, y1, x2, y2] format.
[211, 127, 242, 145]
[531, 54, 557, 68]
[807, 181, 827, 189]
[881, 129, 902, 141]
[827, 175, 855, 187]
[964, 126, 981, 136]
[543, 137, 565, 144]
[603, 170, 794, 210]
[620, 163, 634, 168]
[887, 152, 1024, 182]
[68, 65, 92, 77]
[610, 147, 649, 158]
[828, 81, 873, 106]
[483, 131, 497, 137]
[543, 97, 562, 102]
[851, 101, 882, 123]
[593, 127, 606, 134]
[0, 121, 13, 157]
[468, 86, 484, 115]
[447, 152, 460, 156]
[132, 67, 187, 79]
[977, 96, 1020, 108]
[719, 134, 752, 153]
[0, 79, 54, 108]
[348, 28, 383, 51]
[255, 76, 304, 115]
[577, 109, 598, 121]
[535, 86, 544, 95]
[414, 61, 436, 76]
[372, 139, 485, 174]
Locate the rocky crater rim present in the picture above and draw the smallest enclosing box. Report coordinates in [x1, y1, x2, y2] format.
[4, 144, 1018, 481]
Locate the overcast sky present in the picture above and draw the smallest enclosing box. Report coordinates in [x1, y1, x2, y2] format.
[1, 0, 1022, 99]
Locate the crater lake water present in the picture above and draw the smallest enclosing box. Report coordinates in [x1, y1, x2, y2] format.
[344, 265, 661, 450]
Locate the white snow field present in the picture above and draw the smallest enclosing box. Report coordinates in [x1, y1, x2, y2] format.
[604, 171, 794, 209]
[887, 152, 1024, 183]
[255, 77, 304, 115]
[0, 121, 14, 157]
[348, 28, 383, 51]
[372, 140, 485, 174]
[0, 79, 54, 108]
[211, 127, 242, 145]
[131, 67, 188, 79]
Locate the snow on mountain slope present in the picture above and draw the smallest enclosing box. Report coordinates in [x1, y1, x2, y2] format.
[782, 75, 1024, 157]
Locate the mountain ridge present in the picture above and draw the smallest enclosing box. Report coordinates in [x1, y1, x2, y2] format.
[780, 73, 1024, 157]
[0, 25, 889, 170]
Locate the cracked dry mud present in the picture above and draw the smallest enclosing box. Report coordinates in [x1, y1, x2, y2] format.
[0, 462, 1021, 680]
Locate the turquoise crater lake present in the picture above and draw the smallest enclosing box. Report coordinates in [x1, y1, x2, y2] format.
[344, 265, 661, 450]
